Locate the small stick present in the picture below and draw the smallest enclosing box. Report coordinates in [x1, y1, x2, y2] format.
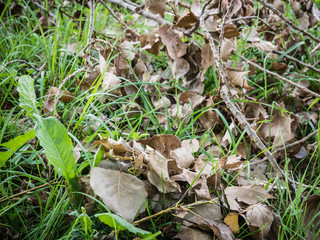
[0, 60, 41, 73]
[256, 0, 320, 43]
[240, 55, 320, 99]
[29, 0, 56, 19]
[252, 130, 318, 166]
[0, 180, 59, 204]
[58, 66, 88, 90]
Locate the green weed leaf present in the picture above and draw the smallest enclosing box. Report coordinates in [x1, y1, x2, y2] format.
[96, 213, 151, 237]
[17, 75, 38, 118]
[35, 116, 77, 181]
[0, 130, 35, 168]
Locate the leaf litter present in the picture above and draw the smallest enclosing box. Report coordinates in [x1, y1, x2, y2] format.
[3, 0, 320, 239]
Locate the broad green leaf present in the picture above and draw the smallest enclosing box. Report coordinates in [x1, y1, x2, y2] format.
[17, 75, 38, 118]
[96, 213, 151, 237]
[0, 130, 35, 168]
[34, 116, 77, 181]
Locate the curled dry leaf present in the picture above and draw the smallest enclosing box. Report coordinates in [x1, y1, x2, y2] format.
[246, 205, 274, 240]
[200, 44, 215, 81]
[138, 134, 181, 158]
[90, 167, 147, 222]
[140, 28, 162, 56]
[176, 10, 198, 30]
[183, 215, 235, 240]
[146, 147, 181, 193]
[225, 68, 252, 89]
[179, 90, 205, 108]
[146, 0, 166, 17]
[259, 109, 295, 145]
[158, 24, 187, 60]
[217, 23, 240, 38]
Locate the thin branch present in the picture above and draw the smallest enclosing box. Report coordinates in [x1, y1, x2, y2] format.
[29, 0, 56, 19]
[199, 1, 287, 182]
[239, 55, 320, 99]
[98, 0, 140, 37]
[87, 0, 95, 44]
[256, 0, 320, 43]
[273, 50, 320, 74]
[58, 66, 88, 90]
[102, 0, 169, 25]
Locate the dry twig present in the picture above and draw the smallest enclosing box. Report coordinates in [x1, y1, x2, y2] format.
[240, 55, 320, 99]
[256, 0, 320, 43]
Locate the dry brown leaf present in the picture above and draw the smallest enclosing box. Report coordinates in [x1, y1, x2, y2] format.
[220, 38, 237, 61]
[246, 205, 274, 240]
[221, 155, 244, 171]
[259, 109, 295, 145]
[176, 10, 198, 30]
[90, 167, 147, 222]
[140, 28, 162, 56]
[224, 212, 240, 233]
[146, 147, 181, 193]
[158, 24, 187, 60]
[217, 23, 240, 38]
[251, 40, 276, 54]
[138, 134, 181, 158]
[303, 195, 320, 240]
[175, 226, 212, 240]
[200, 44, 215, 81]
[183, 215, 235, 240]
[225, 185, 270, 211]
[169, 57, 190, 79]
[226, 68, 252, 89]
[170, 146, 194, 169]
[146, 0, 166, 17]
[245, 102, 269, 119]
[179, 91, 205, 108]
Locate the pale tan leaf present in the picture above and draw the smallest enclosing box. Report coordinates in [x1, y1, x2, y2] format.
[90, 167, 147, 222]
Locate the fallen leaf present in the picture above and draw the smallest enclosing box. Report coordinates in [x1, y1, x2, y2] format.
[159, 24, 187, 60]
[246, 205, 274, 240]
[179, 90, 205, 108]
[176, 10, 198, 30]
[90, 167, 147, 222]
[146, 147, 181, 193]
[146, 0, 166, 17]
[225, 185, 271, 211]
[174, 226, 212, 240]
[220, 38, 237, 61]
[226, 68, 252, 89]
[168, 57, 190, 79]
[138, 134, 181, 158]
[224, 212, 240, 233]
